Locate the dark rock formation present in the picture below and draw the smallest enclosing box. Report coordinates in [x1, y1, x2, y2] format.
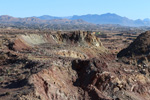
[118, 31, 150, 57]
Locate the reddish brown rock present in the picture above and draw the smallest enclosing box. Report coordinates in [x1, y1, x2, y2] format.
[1, 29, 150, 100]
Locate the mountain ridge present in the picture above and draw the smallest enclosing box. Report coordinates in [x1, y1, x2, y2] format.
[0, 15, 90, 25]
[36, 13, 150, 26]
[1, 13, 150, 26]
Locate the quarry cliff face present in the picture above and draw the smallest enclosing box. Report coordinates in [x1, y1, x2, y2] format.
[1, 30, 150, 100]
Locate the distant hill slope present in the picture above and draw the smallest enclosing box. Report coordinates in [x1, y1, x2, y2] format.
[37, 13, 150, 27]
[1, 13, 150, 26]
[0, 15, 44, 23]
[37, 15, 62, 20]
[70, 13, 150, 26]
[70, 13, 133, 25]
[0, 15, 90, 25]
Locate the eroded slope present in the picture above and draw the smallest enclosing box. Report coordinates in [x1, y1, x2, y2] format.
[1, 30, 150, 100]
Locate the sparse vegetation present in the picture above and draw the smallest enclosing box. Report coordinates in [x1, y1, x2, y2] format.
[0, 28, 150, 100]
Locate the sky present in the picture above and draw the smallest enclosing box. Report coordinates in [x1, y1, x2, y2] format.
[0, 0, 150, 20]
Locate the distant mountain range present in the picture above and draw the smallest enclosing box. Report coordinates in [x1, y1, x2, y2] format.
[1, 13, 150, 27]
[37, 13, 150, 27]
[0, 15, 90, 25]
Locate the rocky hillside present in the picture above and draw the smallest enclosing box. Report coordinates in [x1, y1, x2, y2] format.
[1, 29, 150, 100]
[117, 31, 150, 65]
[118, 31, 150, 57]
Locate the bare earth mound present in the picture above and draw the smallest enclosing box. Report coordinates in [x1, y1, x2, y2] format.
[117, 31, 150, 65]
[118, 31, 150, 57]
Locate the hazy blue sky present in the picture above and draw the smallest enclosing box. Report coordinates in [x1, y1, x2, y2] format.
[0, 0, 149, 19]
